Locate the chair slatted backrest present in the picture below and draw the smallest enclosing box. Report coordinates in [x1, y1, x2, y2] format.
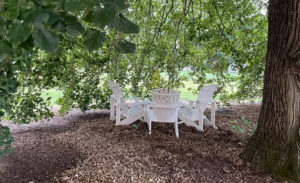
[151, 88, 180, 122]
[192, 84, 218, 121]
[108, 80, 123, 102]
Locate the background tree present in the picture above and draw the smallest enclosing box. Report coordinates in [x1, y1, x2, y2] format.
[241, 0, 300, 181]
[109, 0, 267, 102]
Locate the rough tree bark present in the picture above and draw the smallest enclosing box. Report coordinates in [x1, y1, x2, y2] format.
[241, 0, 300, 181]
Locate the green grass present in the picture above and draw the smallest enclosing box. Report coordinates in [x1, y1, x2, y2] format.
[160, 71, 199, 100]
[41, 71, 239, 105]
[161, 71, 220, 101]
[42, 82, 199, 105]
[41, 88, 63, 106]
[178, 80, 198, 101]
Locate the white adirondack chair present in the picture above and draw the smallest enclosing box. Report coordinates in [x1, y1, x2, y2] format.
[146, 88, 181, 137]
[179, 84, 218, 131]
[108, 80, 145, 126]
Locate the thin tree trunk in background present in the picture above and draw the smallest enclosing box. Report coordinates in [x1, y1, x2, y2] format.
[241, 0, 300, 181]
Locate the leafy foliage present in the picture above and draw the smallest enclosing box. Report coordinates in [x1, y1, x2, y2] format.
[0, 0, 267, 156]
[111, 13, 140, 34]
[115, 41, 136, 54]
[0, 125, 14, 157]
[6, 21, 32, 46]
[32, 27, 59, 53]
[83, 29, 106, 51]
[0, 0, 138, 156]
[0, 41, 11, 61]
[107, 0, 267, 102]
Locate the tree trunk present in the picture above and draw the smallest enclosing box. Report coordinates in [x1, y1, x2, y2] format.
[241, 0, 300, 181]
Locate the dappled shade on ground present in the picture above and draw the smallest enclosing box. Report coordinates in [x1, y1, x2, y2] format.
[0, 105, 290, 182]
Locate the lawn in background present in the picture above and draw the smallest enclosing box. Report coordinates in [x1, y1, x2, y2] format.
[42, 82, 199, 106]
[178, 79, 198, 101]
[42, 71, 239, 106]
[162, 71, 222, 101]
[41, 88, 63, 106]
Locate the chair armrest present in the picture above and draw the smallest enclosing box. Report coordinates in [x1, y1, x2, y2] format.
[122, 96, 141, 105]
[197, 98, 216, 106]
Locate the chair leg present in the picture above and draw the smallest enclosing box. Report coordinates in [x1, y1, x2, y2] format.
[116, 104, 121, 125]
[211, 102, 217, 129]
[110, 97, 115, 120]
[147, 111, 152, 134]
[198, 111, 204, 131]
[148, 121, 152, 134]
[175, 122, 179, 138]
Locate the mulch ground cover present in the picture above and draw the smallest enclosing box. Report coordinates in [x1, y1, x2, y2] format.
[0, 105, 293, 183]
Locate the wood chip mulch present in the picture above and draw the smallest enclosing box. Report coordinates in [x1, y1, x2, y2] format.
[0, 105, 293, 183]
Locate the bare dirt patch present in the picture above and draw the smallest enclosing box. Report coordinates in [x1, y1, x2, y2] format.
[0, 105, 293, 183]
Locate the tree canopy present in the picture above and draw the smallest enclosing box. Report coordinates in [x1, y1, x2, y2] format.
[0, 0, 267, 157]
[0, 0, 139, 155]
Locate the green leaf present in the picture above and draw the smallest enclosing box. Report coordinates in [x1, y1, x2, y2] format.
[0, 110, 4, 117]
[0, 7, 19, 21]
[82, 10, 93, 23]
[0, 41, 12, 61]
[65, 0, 87, 12]
[111, 13, 139, 34]
[33, 0, 48, 6]
[115, 41, 136, 53]
[64, 15, 84, 37]
[103, 0, 129, 11]
[19, 36, 34, 51]
[33, 12, 49, 27]
[66, 22, 84, 37]
[6, 21, 32, 46]
[52, 21, 66, 32]
[0, 124, 14, 157]
[7, 78, 18, 93]
[83, 29, 105, 51]
[22, 10, 55, 27]
[92, 6, 117, 28]
[233, 125, 245, 133]
[7, 0, 18, 7]
[45, 9, 59, 25]
[32, 27, 59, 53]
[0, 16, 6, 36]
[20, 9, 34, 21]
[0, 96, 7, 107]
